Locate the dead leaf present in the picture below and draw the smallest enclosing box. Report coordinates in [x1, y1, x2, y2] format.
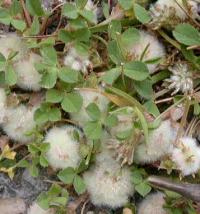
[1, 144, 16, 160]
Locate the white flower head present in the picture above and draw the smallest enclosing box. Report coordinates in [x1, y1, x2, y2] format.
[64, 47, 92, 75]
[70, 90, 109, 126]
[171, 137, 200, 176]
[2, 104, 38, 143]
[14, 52, 42, 91]
[137, 192, 167, 214]
[128, 30, 166, 74]
[0, 88, 7, 124]
[83, 151, 134, 208]
[28, 202, 55, 214]
[44, 126, 81, 170]
[134, 120, 177, 164]
[0, 33, 27, 61]
[166, 63, 193, 95]
[149, 0, 200, 29]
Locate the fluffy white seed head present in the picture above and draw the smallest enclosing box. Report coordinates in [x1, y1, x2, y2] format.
[134, 120, 177, 164]
[28, 202, 55, 214]
[171, 137, 200, 176]
[64, 47, 92, 74]
[44, 126, 81, 170]
[70, 90, 109, 126]
[166, 63, 193, 95]
[128, 30, 165, 74]
[137, 192, 167, 214]
[0, 88, 7, 124]
[14, 52, 42, 91]
[149, 0, 199, 29]
[0, 33, 27, 61]
[83, 151, 134, 208]
[2, 104, 38, 143]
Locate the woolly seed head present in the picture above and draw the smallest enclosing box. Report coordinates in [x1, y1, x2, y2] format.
[137, 192, 167, 214]
[28, 202, 55, 214]
[83, 151, 134, 208]
[134, 120, 177, 164]
[14, 52, 42, 91]
[149, 0, 199, 29]
[0, 33, 27, 61]
[44, 126, 81, 170]
[128, 30, 165, 74]
[2, 104, 38, 143]
[166, 63, 193, 95]
[64, 47, 92, 74]
[171, 137, 200, 176]
[70, 90, 109, 126]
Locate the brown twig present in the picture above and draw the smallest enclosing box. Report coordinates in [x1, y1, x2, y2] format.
[20, 0, 32, 27]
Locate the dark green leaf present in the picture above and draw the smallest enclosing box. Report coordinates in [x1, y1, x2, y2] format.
[73, 175, 86, 194]
[135, 181, 151, 197]
[39, 155, 49, 167]
[173, 24, 200, 46]
[108, 40, 123, 65]
[58, 67, 78, 83]
[84, 121, 102, 140]
[119, 0, 133, 10]
[34, 108, 49, 124]
[26, 0, 44, 16]
[5, 65, 17, 86]
[46, 89, 63, 103]
[29, 16, 40, 35]
[86, 103, 101, 121]
[134, 79, 153, 99]
[11, 19, 26, 31]
[41, 68, 57, 89]
[104, 114, 118, 128]
[108, 20, 122, 39]
[121, 28, 140, 47]
[49, 108, 61, 122]
[134, 3, 151, 24]
[61, 92, 83, 113]
[40, 46, 57, 65]
[58, 167, 76, 184]
[124, 61, 149, 81]
[101, 68, 121, 85]
[58, 29, 72, 43]
[63, 3, 78, 19]
[79, 10, 96, 24]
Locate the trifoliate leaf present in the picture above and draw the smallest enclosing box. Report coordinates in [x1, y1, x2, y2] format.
[124, 61, 149, 81]
[134, 3, 151, 24]
[58, 167, 76, 184]
[86, 103, 101, 121]
[73, 175, 86, 195]
[173, 23, 200, 46]
[58, 67, 78, 83]
[84, 121, 102, 140]
[61, 92, 83, 113]
[63, 3, 78, 19]
[26, 0, 44, 16]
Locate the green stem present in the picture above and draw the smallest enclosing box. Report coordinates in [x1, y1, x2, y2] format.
[158, 30, 181, 50]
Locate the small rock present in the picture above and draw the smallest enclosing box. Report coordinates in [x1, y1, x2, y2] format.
[0, 198, 26, 214]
